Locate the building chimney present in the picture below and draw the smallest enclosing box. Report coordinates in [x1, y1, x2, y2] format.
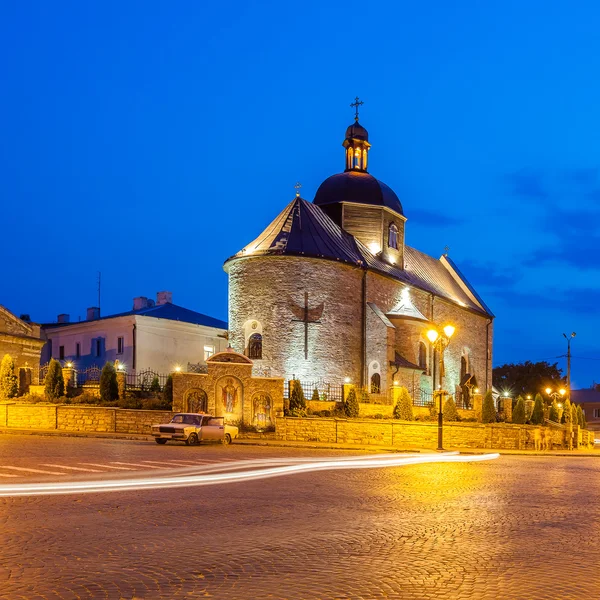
[86, 307, 100, 321]
[133, 296, 151, 310]
[156, 291, 173, 305]
[57, 314, 70, 324]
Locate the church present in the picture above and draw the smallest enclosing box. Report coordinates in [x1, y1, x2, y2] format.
[224, 103, 494, 405]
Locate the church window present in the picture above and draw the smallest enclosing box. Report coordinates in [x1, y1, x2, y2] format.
[204, 345, 215, 361]
[248, 333, 262, 359]
[370, 373, 381, 393]
[388, 223, 399, 250]
[76, 343, 81, 358]
[117, 337, 124, 354]
[59, 346, 65, 360]
[418, 342, 427, 370]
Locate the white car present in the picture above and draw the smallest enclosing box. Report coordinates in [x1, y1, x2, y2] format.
[152, 413, 239, 446]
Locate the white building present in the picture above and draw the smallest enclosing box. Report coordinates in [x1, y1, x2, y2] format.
[41, 292, 228, 375]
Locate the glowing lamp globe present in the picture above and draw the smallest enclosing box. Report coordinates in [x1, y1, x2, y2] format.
[426, 329, 439, 343]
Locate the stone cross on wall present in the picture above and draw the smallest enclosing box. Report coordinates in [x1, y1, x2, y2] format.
[291, 292, 324, 360]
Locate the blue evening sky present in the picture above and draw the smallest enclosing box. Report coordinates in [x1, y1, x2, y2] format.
[2, 1, 599, 387]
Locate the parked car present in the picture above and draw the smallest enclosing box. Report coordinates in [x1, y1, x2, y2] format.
[151, 413, 239, 446]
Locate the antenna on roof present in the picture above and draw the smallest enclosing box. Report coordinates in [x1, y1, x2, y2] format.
[443, 246, 450, 257]
[295, 182, 302, 197]
[97, 272, 101, 317]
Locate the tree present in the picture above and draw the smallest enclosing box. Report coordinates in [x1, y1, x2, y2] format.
[311, 388, 320, 402]
[0, 354, 18, 399]
[44, 358, 64, 400]
[393, 386, 414, 421]
[530, 393, 545, 425]
[162, 374, 173, 407]
[289, 379, 306, 415]
[442, 395, 459, 422]
[99, 362, 119, 404]
[492, 361, 566, 399]
[481, 390, 496, 423]
[548, 400, 560, 423]
[578, 405, 587, 428]
[512, 397, 526, 424]
[150, 376, 161, 393]
[343, 387, 360, 418]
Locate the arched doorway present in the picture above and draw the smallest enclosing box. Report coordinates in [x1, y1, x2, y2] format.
[370, 373, 381, 393]
[185, 389, 208, 413]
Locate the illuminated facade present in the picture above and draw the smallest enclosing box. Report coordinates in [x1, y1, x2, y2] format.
[224, 113, 494, 403]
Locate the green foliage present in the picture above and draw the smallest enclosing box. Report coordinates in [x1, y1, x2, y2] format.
[481, 390, 496, 423]
[492, 360, 566, 398]
[99, 362, 119, 405]
[343, 387, 360, 418]
[512, 397, 526, 424]
[311, 388, 320, 402]
[442, 395, 459, 421]
[393, 386, 414, 421]
[577, 404, 586, 428]
[44, 359, 64, 400]
[530, 393, 545, 425]
[162, 374, 173, 407]
[0, 354, 18, 399]
[150, 375, 161, 392]
[289, 379, 307, 416]
[548, 400, 560, 423]
[561, 399, 573, 424]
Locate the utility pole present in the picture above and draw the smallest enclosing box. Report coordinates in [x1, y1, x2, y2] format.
[563, 332, 576, 400]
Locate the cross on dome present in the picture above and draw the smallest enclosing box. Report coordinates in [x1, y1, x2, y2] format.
[294, 182, 302, 197]
[350, 96, 364, 122]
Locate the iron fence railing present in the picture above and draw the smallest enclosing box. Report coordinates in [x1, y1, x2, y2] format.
[285, 378, 343, 403]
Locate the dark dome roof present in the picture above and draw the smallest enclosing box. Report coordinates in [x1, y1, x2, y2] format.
[345, 121, 369, 141]
[313, 171, 404, 215]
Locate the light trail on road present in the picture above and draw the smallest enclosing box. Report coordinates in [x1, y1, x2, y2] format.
[0, 452, 499, 498]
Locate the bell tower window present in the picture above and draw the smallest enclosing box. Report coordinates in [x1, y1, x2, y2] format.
[388, 223, 399, 250]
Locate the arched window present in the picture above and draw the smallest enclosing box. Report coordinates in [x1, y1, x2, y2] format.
[461, 356, 468, 382]
[418, 342, 427, 370]
[370, 373, 381, 393]
[248, 333, 262, 359]
[388, 223, 399, 250]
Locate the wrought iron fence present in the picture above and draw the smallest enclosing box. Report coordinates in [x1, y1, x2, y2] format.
[76, 365, 102, 386]
[187, 362, 208, 374]
[357, 387, 394, 405]
[36, 362, 50, 385]
[125, 369, 169, 391]
[285, 378, 343, 403]
[413, 387, 434, 407]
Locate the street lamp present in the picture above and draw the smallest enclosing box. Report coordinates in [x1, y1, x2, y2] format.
[426, 324, 456, 451]
[545, 388, 566, 402]
[562, 332, 576, 401]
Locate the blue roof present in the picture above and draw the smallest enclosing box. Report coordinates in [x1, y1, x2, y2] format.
[44, 302, 227, 330]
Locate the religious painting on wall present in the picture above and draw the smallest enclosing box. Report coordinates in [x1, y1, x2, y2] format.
[215, 376, 243, 421]
[252, 393, 272, 430]
[185, 389, 208, 414]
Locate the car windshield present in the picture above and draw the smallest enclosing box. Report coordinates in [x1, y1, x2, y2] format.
[171, 414, 200, 426]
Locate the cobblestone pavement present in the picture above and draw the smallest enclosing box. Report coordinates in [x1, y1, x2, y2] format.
[1, 435, 599, 599]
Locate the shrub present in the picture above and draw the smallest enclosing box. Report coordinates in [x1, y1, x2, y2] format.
[481, 390, 496, 423]
[18, 393, 45, 404]
[443, 395, 459, 422]
[69, 392, 100, 405]
[548, 400, 560, 423]
[150, 376, 161, 393]
[99, 362, 119, 405]
[162, 374, 173, 407]
[530, 393, 545, 425]
[311, 388, 320, 402]
[119, 396, 142, 409]
[372, 413, 385, 419]
[45, 359, 64, 400]
[560, 399, 572, 424]
[0, 354, 18, 399]
[289, 380, 307, 415]
[343, 387, 360, 418]
[393, 386, 414, 421]
[512, 397, 526, 424]
[578, 405, 586, 428]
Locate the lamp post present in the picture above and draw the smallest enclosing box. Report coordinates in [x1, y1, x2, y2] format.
[545, 387, 566, 403]
[562, 332, 576, 401]
[426, 324, 456, 451]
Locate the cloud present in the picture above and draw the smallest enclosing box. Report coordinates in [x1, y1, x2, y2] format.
[407, 208, 464, 227]
[457, 260, 513, 288]
[506, 169, 548, 200]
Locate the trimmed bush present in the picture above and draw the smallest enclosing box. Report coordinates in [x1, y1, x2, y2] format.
[481, 390, 496, 423]
[530, 393, 545, 425]
[150, 376, 161, 393]
[289, 379, 307, 415]
[512, 397, 526, 424]
[560, 399, 573, 424]
[343, 387, 360, 418]
[99, 362, 119, 405]
[393, 386, 414, 421]
[0, 354, 18, 399]
[578, 405, 586, 428]
[548, 400, 560, 423]
[45, 359, 64, 400]
[442, 395, 459, 422]
[163, 374, 173, 407]
[311, 388, 320, 402]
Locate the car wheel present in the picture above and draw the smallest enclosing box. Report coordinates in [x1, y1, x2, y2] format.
[155, 438, 167, 445]
[186, 433, 199, 446]
[223, 433, 232, 445]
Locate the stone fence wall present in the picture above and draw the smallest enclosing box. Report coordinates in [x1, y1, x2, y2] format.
[0, 403, 174, 435]
[276, 416, 596, 450]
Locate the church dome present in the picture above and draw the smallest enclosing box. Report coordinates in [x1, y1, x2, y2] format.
[345, 121, 368, 141]
[313, 171, 404, 216]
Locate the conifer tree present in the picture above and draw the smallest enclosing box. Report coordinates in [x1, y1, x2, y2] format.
[392, 386, 414, 420]
[548, 400, 560, 423]
[343, 387, 360, 418]
[481, 390, 496, 423]
[150, 375, 161, 392]
[577, 405, 586, 428]
[289, 379, 306, 415]
[311, 388, 320, 402]
[0, 354, 18, 399]
[512, 396, 526, 424]
[162, 374, 173, 407]
[44, 358, 64, 400]
[530, 393, 545, 425]
[561, 399, 573, 425]
[442, 395, 459, 422]
[99, 362, 119, 405]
